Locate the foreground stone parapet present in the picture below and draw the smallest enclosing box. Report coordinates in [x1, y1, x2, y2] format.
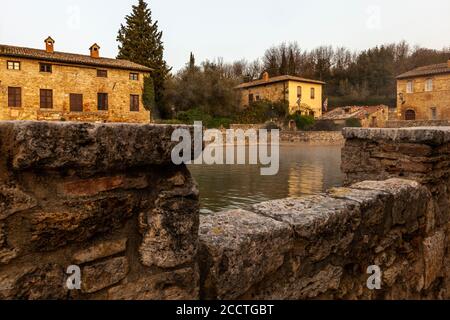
[198, 178, 446, 300]
[0, 121, 194, 172]
[199, 210, 292, 299]
[0, 121, 199, 300]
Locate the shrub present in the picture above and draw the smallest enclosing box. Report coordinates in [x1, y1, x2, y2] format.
[290, 114, 315, 130]
[345, 118, 362, 127]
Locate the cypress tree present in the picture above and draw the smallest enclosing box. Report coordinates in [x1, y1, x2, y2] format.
[117, 0, 171, 118]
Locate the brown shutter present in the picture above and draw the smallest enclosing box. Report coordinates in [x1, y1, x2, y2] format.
[40, 89, 53, 109]
[8, 87, 21, 107]
[130, 95, 139, 112]
[70, 94, 83, 112]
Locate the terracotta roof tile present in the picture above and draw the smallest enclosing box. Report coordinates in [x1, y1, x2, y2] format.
[0, 44, 152, 72]
[235, 75, 326, 89]
[396, 62, 450, 79]
[322, 105, 388, 120]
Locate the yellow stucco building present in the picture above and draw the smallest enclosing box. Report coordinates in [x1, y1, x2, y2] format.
[396, 59, 450, 121]
[235, 72, 325, 118]
[0, 37, 152, 123]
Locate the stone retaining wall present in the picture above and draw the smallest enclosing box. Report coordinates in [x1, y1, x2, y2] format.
[386, 120, 450, 128]
[280, 131, 344, 144]
[0, 121, 199, 299]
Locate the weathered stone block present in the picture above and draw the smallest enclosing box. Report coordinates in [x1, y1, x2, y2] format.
[29, 195, 138, 250]
[2, 122, 195, 172]
[82, 257, 129, 294]
[139, 172, 200, 268]
[199, 209, 293, 300]
[107, 267, 199, 300]
[60, 175, 148, 197]
[0, 184, 37, 220]
[72, 238, 127, 264]
[423, 231, 445, 289]
[0, 264, 67, 300]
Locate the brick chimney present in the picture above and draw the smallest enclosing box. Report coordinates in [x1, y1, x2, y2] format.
[262, 72, 269, 81]
[45, 36, 55, 53]
[89, 43, 100, 58]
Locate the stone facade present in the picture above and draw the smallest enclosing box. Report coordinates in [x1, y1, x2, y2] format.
[0, 43, 151, 123]
[397, 61, 450, 121]
[0, 121, 198, 299]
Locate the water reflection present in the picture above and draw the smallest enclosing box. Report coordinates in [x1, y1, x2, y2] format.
[188, 144, 343, 214]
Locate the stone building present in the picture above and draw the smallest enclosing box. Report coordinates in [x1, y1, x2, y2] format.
[0, 37, 152, 123]
[396, 59, 450, 121]
[322, 105, 389, 128]
[235, 72, 325, 118]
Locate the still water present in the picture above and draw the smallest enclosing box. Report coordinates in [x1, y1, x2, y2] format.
[188, 145, 343, 214]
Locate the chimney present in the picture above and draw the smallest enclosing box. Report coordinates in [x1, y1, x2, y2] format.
[45, 36, 55, 53]
[89, 43, 100, 58]
[262, 72, 269, 81]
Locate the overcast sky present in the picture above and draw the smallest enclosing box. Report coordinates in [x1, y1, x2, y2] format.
[1, 0, 449, 71]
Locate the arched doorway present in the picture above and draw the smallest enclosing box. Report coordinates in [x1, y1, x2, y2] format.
[405, 109, 416, 121]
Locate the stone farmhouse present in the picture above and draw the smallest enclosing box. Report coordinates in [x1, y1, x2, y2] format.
[322, 105, 389, 128]
[396, 59, 450, 121]
[0, 37, 152, 123]
[235, 72, 325, 118]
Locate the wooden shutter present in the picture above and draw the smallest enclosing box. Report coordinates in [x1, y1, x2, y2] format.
[97, 93, 108, 110]
[130, 95, 139, 112]
[70, 94, 83, 112]
[40, 89, 53, 109]
[8, 87, 21, 107]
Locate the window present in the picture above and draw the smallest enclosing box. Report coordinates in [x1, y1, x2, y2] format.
[97, 70, 108, 77]
[425, 78, 433, 92]
[248, 93, 254, 104]
[70, 94, 83, 112]
[431, 107, 437, 120]
[407, 81, 414, 93]
[130, 94, 139, 112]
[97, 93, 108, 111]
[310, 88, 315, 99]
[8, 87, 21, 107]
[297, 86, 302, 98]
[130, 73, 139, 81]
[256, 95, 261, 101]
[40, 89, 53, 109]
[39, 63, 52, 73]
[405, 109, 416, 121]
[7, 61, 20, 70]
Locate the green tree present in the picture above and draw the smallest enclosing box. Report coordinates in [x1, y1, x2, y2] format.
[117, 0, 171, 118]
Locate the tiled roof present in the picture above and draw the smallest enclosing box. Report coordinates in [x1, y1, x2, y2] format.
[0, 44, 152, 72]
[235, 75, 326, 89]
[322, 105, 388, 120]
[396, 62, 450, 79]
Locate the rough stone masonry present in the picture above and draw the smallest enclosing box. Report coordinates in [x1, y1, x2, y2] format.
[1, 122, 450, 300]
[0, 121, 199, 299]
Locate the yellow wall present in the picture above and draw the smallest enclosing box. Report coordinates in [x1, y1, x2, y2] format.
[287, 81, 323, 118]
[0, 57, 151, 123]
[238, 80, 323, 118]
[397, 74, 450, 120]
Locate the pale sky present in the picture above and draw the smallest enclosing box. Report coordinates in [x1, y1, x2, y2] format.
[1, 0, 449, 71]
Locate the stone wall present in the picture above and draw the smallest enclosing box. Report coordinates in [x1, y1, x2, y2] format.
[0, 121, 198, 299]
[386, 120, 450, 128]
[280, 131, 344, 144]
[2, 122, 450, 300]
[198, 126, 450, 300]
